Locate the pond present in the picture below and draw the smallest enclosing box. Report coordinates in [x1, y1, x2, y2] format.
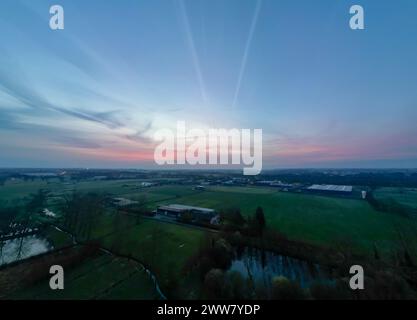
[229, 247, 333, 290]
[0, 235, 52, 267]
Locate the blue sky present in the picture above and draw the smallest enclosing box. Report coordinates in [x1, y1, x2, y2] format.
[1, 0, 417, 168]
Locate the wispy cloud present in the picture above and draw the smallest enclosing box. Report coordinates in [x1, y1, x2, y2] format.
[0, 47, 159, 154]
[124, 121, 154, 144]
[232, 0, 262, 109]
[0, 50, 124, 130]
[0, 108, 103, 150]
[50, 136, 102, 149]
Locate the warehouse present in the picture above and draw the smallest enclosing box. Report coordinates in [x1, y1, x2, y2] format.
[306, 184, 353, 195]
[156, 204, 217, 223]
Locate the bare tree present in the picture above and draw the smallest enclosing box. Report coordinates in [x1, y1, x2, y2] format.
[17, 189, 48, 259]
[62, 192, 107, 242]
[0, 206, 19, 264]
[111, 208, 132, 252]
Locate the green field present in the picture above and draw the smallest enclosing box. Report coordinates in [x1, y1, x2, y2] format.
[0, 179, 56, 203]
[0, 179, 148, 204]
[100, 219, 206, 289]
[2, 179, 417, 299]
[2, 180, 417, 260]
[11, 254, 160, 300]
[374, 187, 417, 209]
[153, 186, 417, 257]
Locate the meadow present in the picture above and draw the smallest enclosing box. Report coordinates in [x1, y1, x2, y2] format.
[100, 219, 206, 290]
[152, 186, 417, 257]
[2, 179, 417, 269]
[9, 254, 160, 300]
[374, 187, 417, 209]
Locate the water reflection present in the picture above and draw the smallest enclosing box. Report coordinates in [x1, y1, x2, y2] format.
[229, 247, 332, 289]
[0, 235, 52, 266]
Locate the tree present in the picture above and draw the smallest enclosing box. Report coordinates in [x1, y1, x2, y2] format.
[81, 193, 107, 240]
[62, 192, 107, 241]
[136, 194, 147, 223]
[373, 243, 380, 261]
[0, 206, 19, 263]
[222, 208, 246, 227]
[271, 276, 306, 300]
[248, 207, 266, 236]
[148, 224, 162, 268]
[229, 271, 250, 299]
[204, 269, 226, 299]
[17, 189, 49, 259]
[111, 208, 132, 252]
[26, 189, 48, 215]
[254, 206, 266, 236]
[62, 192, 82, 233]
[211, 238, 233, 269]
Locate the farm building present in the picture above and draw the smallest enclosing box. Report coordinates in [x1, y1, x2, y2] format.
[306, 184, 353, 195]
[156, 204, 217, 223]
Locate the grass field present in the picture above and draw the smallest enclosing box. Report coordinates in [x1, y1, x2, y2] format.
[0, 179, 149, 204]
[2, 180, 417, 260]
[43, 226, 74, 248]
[2, 179, 417, 299]
[36, 217, 206, 298]
[374, 187, 417, 209]
[10, 254, 159, 300]
[100, 219, 206, 289]
[154, 186, 417, 257]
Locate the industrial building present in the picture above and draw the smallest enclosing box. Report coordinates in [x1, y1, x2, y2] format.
[306, 184, 353, 195]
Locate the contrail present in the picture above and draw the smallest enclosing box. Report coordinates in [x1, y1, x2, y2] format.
[232, 0, 262, 109]
[178, 0, 208, 105]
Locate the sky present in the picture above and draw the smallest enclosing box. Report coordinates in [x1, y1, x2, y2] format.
[0, 0, 417, 169]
